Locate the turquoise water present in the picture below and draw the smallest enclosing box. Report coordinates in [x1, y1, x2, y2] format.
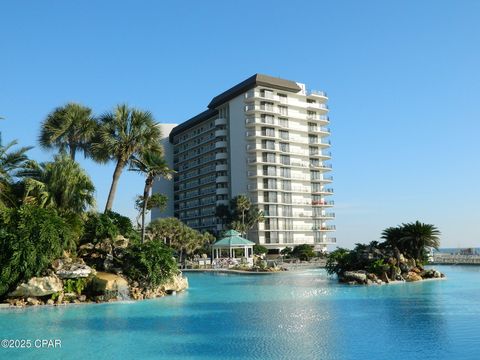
[1, 265, 480, 359]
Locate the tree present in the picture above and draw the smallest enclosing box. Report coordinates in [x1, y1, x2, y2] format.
[227, 195, 264, 236]
[134, 193, 168, 227]
[39, 103, 96, 161]
[19, 154, 95, 213]
[0, 140, 32, 206]
[147, 217, 206, 265]
[129, 150, 173, 243]
[253, 244, 268, 255]
[291, 244, 316, 261]
[400, 221, 440, 262]
[91, 104, 162, 212]
[0, 205, 77, 298]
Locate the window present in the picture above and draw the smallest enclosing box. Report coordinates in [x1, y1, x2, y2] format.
[261, 127, 275, 137]
[263, 178, 277, 190]
[281, 192, 292, 204]
[261, 101, 274, 111]
[264, 191, 277, 202]
[309, 146, 319, 156]
[308, 122, 317, 132]
[282, 180, 291, 191]
[262, 152, 276, 163]
[262, 139, 276, 150]
[280, 154, 290, 165]
[263, 165, 276, 176]
[279, 142, 289, 152]
[278, 94, 287, 104]
[279, 130, 289, 140]
[307, 110, 317, 119]
[261, 114, 275, 124]
[280, 167, 291, 178]
[278, 118, 289, 127]
[309, 135, 318, 144]
[278, 105, 288, 116]
[260, 89, 274, 99]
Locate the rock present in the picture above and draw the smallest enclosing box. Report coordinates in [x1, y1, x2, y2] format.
[113, 235, 129, 249]
[162, 273, 189, 293]
[376, 279, 383, 285]
[367, 273, 378, 281]
[56, 263, 94, 279]
[95, 240, 113, 254]
[47, 299, 55, 305]
[433, 270, 442, 278]
[26, 297, 40, 306]
[8, 276, 63, 297]
[399, 262, 410, 274]
[56, 292, 64, 305]
[380, 272, 390, 284]
[91, 272, 129, 294]
[342, 271, 367, 284]
[366, 279, 373, 285]
[411, 267, 422, 274]
[51, 259, 64, 271]
[78, 295, 87, 302]
[406, 271, 423, 282]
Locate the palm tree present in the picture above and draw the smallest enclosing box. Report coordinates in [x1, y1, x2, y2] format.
[0, 140, 33, 206]
[91, 104, 162, 212]
[400, 221, 440, 261]
[39, 103, 97, 161]
[19, 154, 95, 213]
[129, 150, 174, 243]
[235, 195, 251, 232]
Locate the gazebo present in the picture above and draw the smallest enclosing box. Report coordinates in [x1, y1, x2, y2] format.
[211, 230, 255, 267]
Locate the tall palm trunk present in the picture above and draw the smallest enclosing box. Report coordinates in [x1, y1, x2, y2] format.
[105, 159, 125, 212]
[141, 176, 154, 243]
[69, 144, 76, 161]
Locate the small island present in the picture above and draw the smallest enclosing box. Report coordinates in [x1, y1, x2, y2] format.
[326, 221, 445, 285]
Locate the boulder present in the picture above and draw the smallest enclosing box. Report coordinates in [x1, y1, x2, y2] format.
[56, 263, 94, 279]
[162, 273, 189, 293]
[26, 297, 40, 306]
[8, 276, 63, 297]
[91, 272, 129, 300]
[380, 272, 390, 284]
[406, 271, 423, 282]
[113, 235, 129, 249]
[343, 271, 367, 284]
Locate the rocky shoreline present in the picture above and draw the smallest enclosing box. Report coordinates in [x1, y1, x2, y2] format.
[340, 266, 445, 285]
[2, 249, 188, 308]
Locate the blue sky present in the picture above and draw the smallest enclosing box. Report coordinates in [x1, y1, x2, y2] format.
[1, 0, 479, 248]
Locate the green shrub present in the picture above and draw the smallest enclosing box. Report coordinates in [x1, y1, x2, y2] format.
[0, 205, 76, 298]
[253, 244, 268, 255]
[121, 240, 177, 290]
[81, 212, 118, 243]
[325, 248, 353, 276]
[63, 278, 88, 295]
[280, 247, 293, 257]
[368, 259, 390, 276]
[291, 244, 316, 261]
[105, 210, 134, 236]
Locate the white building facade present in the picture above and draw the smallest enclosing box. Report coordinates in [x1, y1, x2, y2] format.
[153, 74, 335, 252]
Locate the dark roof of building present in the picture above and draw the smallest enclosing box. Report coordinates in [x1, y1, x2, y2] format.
[169, 74, 302, 142]
[169, 108, 218, 142]
[207, 73, 302, 109]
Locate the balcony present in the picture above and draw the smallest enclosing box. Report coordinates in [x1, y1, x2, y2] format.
[312, 188, 334, 195]
[216, 188, 229, 195]
[215, 141, 227, 149]
[216, 176, 228, 183]
[216, 199, 229, 206]
[215, 153, 228, 160]
[312, 200, 335, 207]
[306, 102, 329, 112]
[216, 164, 228, 172]
[215, 118, 227, 126]
[307, 90, 328, 98]
[215, 129, 227, 137]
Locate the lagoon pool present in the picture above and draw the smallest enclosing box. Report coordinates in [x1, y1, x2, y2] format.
[1, 265, 480, 360]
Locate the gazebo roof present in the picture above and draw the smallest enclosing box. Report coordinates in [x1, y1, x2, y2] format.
[212, 230, 256, 248]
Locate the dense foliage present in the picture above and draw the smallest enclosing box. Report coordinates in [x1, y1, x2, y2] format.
[291, 244, 316, 261]
[122, 240, 177, 289]
[147, 217, 209, 263]
[326, 222, 441, 277]
[0, 205, 77, 298]
[216, 195, 264, 235]
[253, 244, 268, 255]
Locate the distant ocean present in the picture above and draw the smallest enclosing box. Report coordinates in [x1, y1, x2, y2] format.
[434, 247, 480, 255]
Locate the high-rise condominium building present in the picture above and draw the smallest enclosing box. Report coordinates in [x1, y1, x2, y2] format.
[152, 74, 335, 252]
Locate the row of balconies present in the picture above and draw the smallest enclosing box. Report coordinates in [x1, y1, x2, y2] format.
[250, 198, 335, 207]
[247, 171, 333, 182]
[248, 184, 334, 194]
[262, 213, 335, 219]
[262, 225, 336, 231]
[247, 157, 332, 170]
[246, 144, 332, 159]
[245, 115, 330, 128]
